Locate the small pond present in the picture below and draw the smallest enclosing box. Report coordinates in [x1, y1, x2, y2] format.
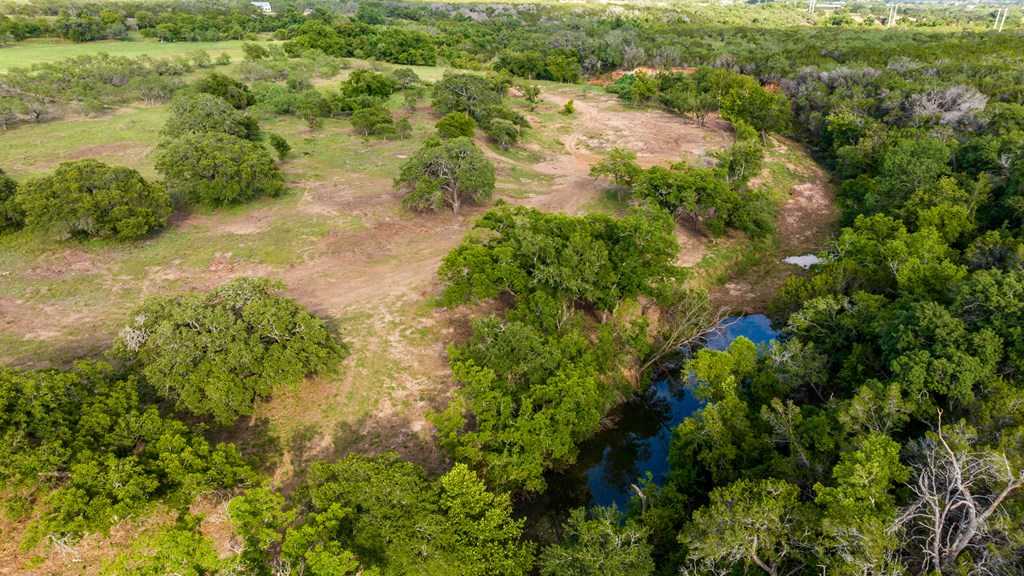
[555, 314, 780, 512]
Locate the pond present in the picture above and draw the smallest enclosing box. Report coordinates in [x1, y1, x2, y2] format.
[570, 314, 780, 511]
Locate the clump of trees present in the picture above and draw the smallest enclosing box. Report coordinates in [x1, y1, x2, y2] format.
[114, 277, 346, 424]
[396, 137, 495, 214]
[192, 72, 255, 109]
[227, 455, 534, 575]
[16, 160, 171, 240]
[433, 204, 684, 492]
[432, 73, 529, 149]
[437, 111, 476, 139]
[162, 92, 261, 141]
[0, 361, 254, 540]
[590, 138, 774, 238]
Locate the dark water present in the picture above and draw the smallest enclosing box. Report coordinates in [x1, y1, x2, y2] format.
[578, 314, 780, 511]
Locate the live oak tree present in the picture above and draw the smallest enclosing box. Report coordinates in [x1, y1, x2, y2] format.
[155, 131, 285, 207]
[17, 160, 170, 240]
[114, 277, 346, 424]
[161, 92, 261, 141]
[192, 72, 255, 109]
[396, 137, 495, 214]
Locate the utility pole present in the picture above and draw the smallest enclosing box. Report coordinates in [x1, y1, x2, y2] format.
[887, 3, 899, 27]
[808, 0, 817, 15]
[998, 7, 1009, 32]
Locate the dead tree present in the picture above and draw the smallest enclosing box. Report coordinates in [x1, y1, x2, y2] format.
[894, 415, 1024, 574]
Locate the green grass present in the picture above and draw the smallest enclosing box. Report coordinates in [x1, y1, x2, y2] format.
[0, 106, 167, 178]
[0, 37, 251, 72]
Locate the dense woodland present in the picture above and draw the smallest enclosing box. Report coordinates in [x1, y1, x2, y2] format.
[1, 0, 1024, 574]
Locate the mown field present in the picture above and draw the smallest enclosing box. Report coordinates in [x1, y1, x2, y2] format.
[0, 36, 250, 71]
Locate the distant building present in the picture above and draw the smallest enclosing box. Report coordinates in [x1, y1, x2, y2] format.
[250, 1, 273, 15]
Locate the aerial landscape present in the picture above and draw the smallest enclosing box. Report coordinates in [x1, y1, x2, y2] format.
[0, 0, 1022, 574]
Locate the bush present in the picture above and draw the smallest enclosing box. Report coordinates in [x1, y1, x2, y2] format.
[351, 105, 394, 136]
[436, 111, 476, 139]
[391, 67, 420, 88]
[155, 132, 285, 207]
[162, 93, 260, 141]
[396, 137, 495, 214]
[484, 118, 519, 149]
[17, 160, 170, 240]
[0, 167, 22, 231]
[193, 72, 255, 109]
[114, 277, 346, 424]
[268, 133, 291, 160]
[341, 69, 398, 99]
[561, 99, 575, 115]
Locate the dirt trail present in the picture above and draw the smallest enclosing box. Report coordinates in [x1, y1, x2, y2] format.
[711, 136, 837, 313]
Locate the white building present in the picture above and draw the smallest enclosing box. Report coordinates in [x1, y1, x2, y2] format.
[250, 1, 273, 15]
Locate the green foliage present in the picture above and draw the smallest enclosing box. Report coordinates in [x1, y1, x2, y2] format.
[561, 99, 575, 115]
[0, 362, 253, 538]
[192, 72, 255, 110]
[438, 204, 680, 310]
[682, 478, 806, 574]
[114, 277, 346, 424]
[396, 137, 495, 214]
[281, 454, 534, 575]
[101, 519, 225, 576]
[229, 487, 295, 569]
[0, 166, 24, 231]
[162, 92, 261, 141]
[155, 132, 285, 207]
[540, 507, 654, 576]
[350, 105, 395, 137]
[268, 132, 291, 160]
[17, 159, 170, 240]
[340, 69, 398, 100]
[484, 117, 520, 149]
[436, 111, 476, 139]
[432, 74, 503, 120]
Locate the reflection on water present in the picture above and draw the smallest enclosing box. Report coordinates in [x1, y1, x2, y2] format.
[580, 314, 780, 510]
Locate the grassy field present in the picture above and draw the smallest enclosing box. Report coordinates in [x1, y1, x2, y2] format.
[0, 36, 250, 71]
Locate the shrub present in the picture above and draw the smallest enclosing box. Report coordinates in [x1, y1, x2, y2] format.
[193, 72, 255, 109]
[268, 133, 291, 160]
[155, 132, 285, 207]
[17, 160, 170, 240]
[341, 69, 398, 99]
[114, 277, 346, 424]
[391, 67, 420, 88]
[396, 137, 495, 214]
[0, 167, 22, 231]
[436, 111, 476, 139]
[162, 93, 260, 141]
[561, 99, 575, 115]
[484, 118, 519, 149]
[351, 105, 394, 136]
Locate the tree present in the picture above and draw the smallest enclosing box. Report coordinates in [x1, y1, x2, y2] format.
[350, 105, 394, 136]
[17, 160, 170, 240]
[268, 132, 291, 160]
[0, 167, 22, 231]
[193, 72, 255, 109]
[814, 433, 909, 576]
[590, 147, 641, 200]
[484, 118, 520, 149]
[229, 487, 294, 569]
[396, 137, 495, 214]
[432, 73, 502, 119]
[155, 132, 285, 207]
[161, 93, 260, 141]
[540, 507, 654, 576]
[682, 478, 806, 576]
[114, 277, 346, 424]
[894, 421, 1024, 574]
[242, 42, 269, 61]
[720, 82, 791, 143]
[437, 111, 476, 139]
